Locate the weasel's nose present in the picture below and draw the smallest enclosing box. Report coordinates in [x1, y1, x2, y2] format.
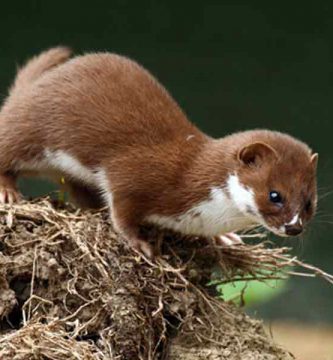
[285, 224, 303, 236]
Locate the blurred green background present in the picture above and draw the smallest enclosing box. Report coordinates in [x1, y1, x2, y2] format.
[0, 2, 332, 324]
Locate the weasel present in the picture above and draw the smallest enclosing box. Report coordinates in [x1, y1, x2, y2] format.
[0, 47, 318, 257]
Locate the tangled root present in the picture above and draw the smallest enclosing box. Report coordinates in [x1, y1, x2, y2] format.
[0, 198, 326, 359]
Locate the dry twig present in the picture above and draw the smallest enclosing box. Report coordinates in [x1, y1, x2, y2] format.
[0, 198, 327, 359]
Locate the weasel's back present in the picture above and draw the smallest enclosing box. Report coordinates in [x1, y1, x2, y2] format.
[1, 51, 200, 153]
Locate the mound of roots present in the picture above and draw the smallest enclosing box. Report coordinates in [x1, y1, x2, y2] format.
[0, 198, 304, 359]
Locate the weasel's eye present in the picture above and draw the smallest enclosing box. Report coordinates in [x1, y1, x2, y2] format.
[305, 199, 312, 212]
[269, 191, 282, 204]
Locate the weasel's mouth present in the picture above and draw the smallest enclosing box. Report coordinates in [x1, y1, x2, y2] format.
[258, 220, 289, 237]
[243, 211, 294, 238]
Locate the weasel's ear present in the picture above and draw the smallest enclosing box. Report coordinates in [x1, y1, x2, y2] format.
[310, 153, 318, 170]
[238, 142, 278, 167]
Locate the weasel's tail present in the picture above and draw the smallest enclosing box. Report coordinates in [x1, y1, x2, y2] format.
[9, 46, 72, 94]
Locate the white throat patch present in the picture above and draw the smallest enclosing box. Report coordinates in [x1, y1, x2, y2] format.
[146, 185, 255, 237]
[226, 174, 259, 216]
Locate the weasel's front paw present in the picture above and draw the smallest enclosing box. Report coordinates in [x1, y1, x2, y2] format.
[217, 232, 243, 247]
[0, 187, 21, 204]
[130, 238, 154, 259]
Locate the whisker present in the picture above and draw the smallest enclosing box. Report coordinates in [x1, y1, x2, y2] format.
[318, 190, 333, 201]
[297, 236, 305, 258]
[314, 215, 333, 220]
[313, 220, 333, 225]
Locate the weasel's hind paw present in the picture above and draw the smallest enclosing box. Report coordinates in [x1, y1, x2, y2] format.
[0, 188, 21, 204]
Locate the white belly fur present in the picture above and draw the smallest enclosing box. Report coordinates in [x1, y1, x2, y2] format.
[16, 149, 113, 206]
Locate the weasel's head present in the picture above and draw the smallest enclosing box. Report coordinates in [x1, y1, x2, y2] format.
[226, 135, 318, 237]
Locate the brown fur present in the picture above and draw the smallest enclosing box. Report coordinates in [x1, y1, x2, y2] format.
[0, 47, 317, 255]
[220, 131, 317, 230]
[9, 47, 72, 96]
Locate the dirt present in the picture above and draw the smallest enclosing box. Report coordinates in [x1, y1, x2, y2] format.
[267, 322, 333, 360]
[0, 198, 296, 359]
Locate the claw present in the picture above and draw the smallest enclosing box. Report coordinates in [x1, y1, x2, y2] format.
[130, 238, 154, 259]
[217, 232, 243, 247]
[0, 188, 22, 205]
